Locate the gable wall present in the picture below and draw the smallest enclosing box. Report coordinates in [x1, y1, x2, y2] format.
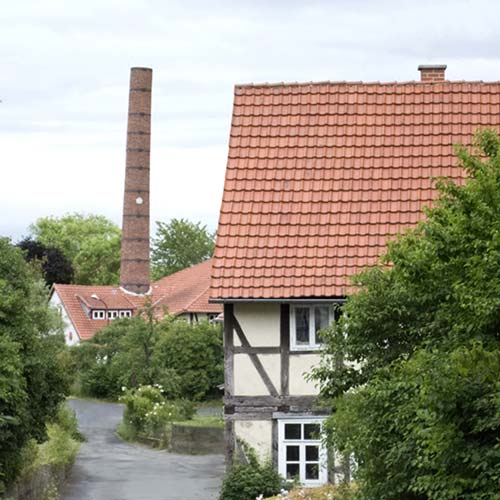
[50, 292, 80, 346]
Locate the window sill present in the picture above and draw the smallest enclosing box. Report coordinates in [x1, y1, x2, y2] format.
[290, 345, 322, 353]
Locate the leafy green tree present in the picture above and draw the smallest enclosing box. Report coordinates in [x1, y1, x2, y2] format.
[154, 319, 224, 400]
[29, 213, 121, 285]
[313, 130, 500, 499]
[0, 238, 69, 492]
[151, 218, 215, 280]
[17, 237, 74, 286]
[72, 302, 223, 401]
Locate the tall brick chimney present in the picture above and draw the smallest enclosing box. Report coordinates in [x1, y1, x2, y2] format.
[418, 64, 447, 82]
[120, 67, 152, 295]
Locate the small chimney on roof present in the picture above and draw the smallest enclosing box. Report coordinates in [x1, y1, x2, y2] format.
[120, 67, 152, 295]
[418, 64, 447, 82]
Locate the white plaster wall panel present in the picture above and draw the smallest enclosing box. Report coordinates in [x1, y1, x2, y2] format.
[289, 354, 321, 395]
[234, 353, 280, 395]
[234, 303, 280, 346]
[259, 353, 281, 392]
[50, 292, 80, 346]
[235, 420, 273, 461]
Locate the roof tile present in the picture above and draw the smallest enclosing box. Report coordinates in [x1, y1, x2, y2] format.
[211, 80, 500, 299]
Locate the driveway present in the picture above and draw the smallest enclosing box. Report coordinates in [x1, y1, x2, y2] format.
[61, 399, 224, 500]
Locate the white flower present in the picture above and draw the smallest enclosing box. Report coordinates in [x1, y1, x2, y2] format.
[121, 386, 126, 391]
[256, 495, 263, 500]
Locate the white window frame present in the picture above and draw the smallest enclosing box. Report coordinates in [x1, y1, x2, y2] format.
[290, 304, 334, 351]
[278, 417, 328, 486]
[107, 310, 119, 320]
[92, 310, 105, 320]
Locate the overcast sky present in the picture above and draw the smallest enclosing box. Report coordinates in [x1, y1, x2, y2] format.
[1, 0, 500, 241]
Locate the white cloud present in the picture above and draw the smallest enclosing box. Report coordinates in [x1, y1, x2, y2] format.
[1, 0, 500, 240]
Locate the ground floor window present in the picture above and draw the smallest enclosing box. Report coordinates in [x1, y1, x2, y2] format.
[278, 417, 328, 485]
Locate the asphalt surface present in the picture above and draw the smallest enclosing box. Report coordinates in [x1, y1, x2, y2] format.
[61, 399, 224, 500]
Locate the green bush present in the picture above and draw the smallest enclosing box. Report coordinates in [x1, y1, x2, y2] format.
[0, 238, 69, 492]
[328, 342, 500, 500]
[120, 385, 194, 438]
[37, 423, 80, 468]
[71, 303, 223, 401]
[219, 462, 285, 500]
[53, 403, 84, 442]
[219, 444, 285, 500]
[154, 319, 223, 400]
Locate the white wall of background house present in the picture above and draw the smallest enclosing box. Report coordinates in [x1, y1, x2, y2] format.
[49, 292, 80, 346]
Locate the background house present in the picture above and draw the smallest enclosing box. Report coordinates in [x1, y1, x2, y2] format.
[210, 64, 500, 485]
[51, 258, 221, 345]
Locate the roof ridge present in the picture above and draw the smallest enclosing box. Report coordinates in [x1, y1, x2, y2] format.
[235, 79, 500, 89]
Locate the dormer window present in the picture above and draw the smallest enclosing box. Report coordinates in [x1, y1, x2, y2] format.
[107, 310, 118, 320]
[92, 310, 105, 320]
[90, 308, 132, 321]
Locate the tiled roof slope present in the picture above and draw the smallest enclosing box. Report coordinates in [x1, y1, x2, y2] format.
[211, 80, 500, 300]
[53, 259, 221, 340]
[53, 284, 136, 340]
[152, 259, 221, 314]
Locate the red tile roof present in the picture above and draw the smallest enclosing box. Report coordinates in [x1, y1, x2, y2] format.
[211, 79, 500, 300]
[152, 259, 221, 314]
[53, 259, 221, 341]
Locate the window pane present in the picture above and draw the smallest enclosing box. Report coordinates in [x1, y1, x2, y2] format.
[314, 306, 330, 337]
[286, 445, 300, 461]
[305, 463, 319, 480]
[304, 423, 321, 440]
[295, 307, 310, 344]
[284, 423, 301, 440]
[306, 445, 319, 461]
[286, 463, 300, 480]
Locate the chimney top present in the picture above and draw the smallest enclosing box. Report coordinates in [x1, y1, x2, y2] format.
[418, 64, 447, 82]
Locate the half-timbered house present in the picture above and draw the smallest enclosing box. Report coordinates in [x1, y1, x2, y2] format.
[210, 64, 500, 485]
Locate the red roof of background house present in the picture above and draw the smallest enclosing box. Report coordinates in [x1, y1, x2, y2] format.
[211, 79, 500, 300]
[53, 259, 221, 341]
[152, 259, 221, 314]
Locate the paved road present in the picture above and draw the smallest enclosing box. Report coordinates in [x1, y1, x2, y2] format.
[61, 399, 224, 500]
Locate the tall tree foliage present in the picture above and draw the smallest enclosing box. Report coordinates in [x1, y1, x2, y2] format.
[151, 218, 215, 280]
[0, 238, 69, 492]
[313, 130, 500, 499]
[17, 237, 74, 286]
[29, 213, 121, 285]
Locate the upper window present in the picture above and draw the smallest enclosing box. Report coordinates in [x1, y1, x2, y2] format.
[92, 310, 105, 320]
[278, 418, 328, 485]
[290, 304, 334, 351]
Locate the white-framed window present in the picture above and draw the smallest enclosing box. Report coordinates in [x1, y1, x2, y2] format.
[92, 310, 105, 320]
[278, 417, 328, 485]
[107, 310, 119, 320]
[118, 310, 133, 318]
[290, 304, 334, 351]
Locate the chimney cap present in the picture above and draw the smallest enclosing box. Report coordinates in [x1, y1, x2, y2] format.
[418, 64, 447, 71]
[131, 67, 152, 72]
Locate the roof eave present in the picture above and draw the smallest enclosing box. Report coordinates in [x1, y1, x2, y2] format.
[209, 297, 347, 304]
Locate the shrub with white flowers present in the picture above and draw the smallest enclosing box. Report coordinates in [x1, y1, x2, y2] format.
[120, 385, 194, 437]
